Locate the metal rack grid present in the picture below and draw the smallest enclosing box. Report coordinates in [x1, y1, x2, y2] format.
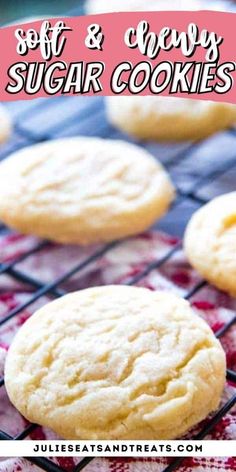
[0, 3, 236, 470]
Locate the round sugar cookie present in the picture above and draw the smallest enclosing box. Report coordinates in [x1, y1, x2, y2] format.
[86, 0, 236, 141]
[0, 137, 174, 244]
[0, 104, 11, 144]
[184, 192, 236, 296]
[86, 0, 229, 14]
[5, 285, 226, 440]
[106, 96, 236, 142]
[87, 0, 236, 142]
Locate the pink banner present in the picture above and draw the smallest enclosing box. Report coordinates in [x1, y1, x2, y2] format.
[0, 11, 236, 102]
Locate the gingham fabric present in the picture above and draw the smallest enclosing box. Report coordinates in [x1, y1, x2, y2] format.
[0, 230, 235, 472]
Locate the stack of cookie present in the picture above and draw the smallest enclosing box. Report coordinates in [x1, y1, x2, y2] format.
[0, 104, 11, 145]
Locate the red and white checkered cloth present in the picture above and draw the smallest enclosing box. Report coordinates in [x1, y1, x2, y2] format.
[0, 230, 235, 472]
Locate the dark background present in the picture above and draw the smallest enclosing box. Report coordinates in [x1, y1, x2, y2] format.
[0, 0, 85, 24]
[1, 0, 235, 24]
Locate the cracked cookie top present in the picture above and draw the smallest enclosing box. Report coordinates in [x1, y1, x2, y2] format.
[0, 137, 174, 245]
[5, 286, 226, 439]
[184, 192, 236, 297]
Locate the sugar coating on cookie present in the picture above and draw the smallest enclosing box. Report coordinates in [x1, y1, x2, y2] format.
[184, 192, 236, 296]
[86, 0, 228, 14]
[0, 137, 174, 244]
[5, 286, 226, 440]
[0, 104, 11, 144]
[106, 96, 236, 142]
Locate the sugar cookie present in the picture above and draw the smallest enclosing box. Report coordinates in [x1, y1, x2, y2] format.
[184, 192, 236, 296]
[0, 137, 174, 244]
[0, 104, 11, 144]
[106, 96, 236, 142]
[87, 0, 236, 142]
[5, 286, 226, 440]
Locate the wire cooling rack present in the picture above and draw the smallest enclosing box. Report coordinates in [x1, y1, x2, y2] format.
[0, 100, 236, 472]
[0, 3, 236, 472]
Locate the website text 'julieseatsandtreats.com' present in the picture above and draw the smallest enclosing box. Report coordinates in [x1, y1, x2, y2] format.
[1, 440, 236, 457]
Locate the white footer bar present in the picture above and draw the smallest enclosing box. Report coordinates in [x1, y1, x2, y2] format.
[0, 440, 235, 457]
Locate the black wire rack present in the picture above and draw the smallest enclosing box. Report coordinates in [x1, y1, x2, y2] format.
[0, 3, 236, 472]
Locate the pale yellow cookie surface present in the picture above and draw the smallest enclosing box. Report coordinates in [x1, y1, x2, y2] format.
[0, 137, 174, 244]
[0, 104, 11, 144]
[5, 286, 226, 440]
[106, 96, 236, 142]
[184, 192, 236, 296]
